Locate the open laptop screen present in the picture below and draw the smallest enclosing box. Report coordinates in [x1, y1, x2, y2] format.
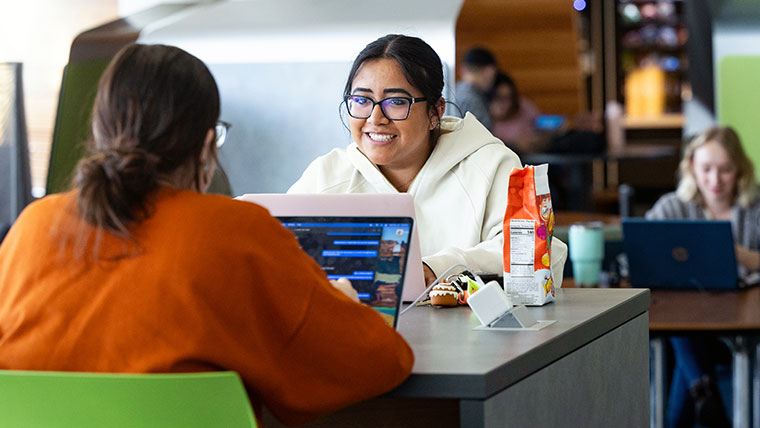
[278, 216, 413, 328]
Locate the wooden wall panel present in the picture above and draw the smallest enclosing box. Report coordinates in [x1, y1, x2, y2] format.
[455, 0, 584, 117]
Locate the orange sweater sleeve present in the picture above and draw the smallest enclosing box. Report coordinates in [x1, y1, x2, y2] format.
[265, 272, 414, 425]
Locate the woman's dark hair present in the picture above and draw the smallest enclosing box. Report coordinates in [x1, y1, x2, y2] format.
[74, 43, 220, 237]
[343, 34, 444, 122]
[488, 71, 520, 118]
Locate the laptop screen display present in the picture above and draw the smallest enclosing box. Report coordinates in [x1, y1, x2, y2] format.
[278, 216, 413, 328]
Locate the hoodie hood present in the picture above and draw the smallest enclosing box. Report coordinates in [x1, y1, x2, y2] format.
[429, 112, 505, 176]
[345, 113, 506, 193]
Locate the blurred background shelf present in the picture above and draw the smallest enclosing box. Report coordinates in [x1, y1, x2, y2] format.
[616, 0, 688, 116]
[623, 113, 684, 129]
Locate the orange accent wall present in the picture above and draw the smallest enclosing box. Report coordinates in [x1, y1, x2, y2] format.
[456, 0, 584, 117]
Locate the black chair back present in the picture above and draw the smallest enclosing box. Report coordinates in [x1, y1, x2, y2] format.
[0, 62, 32, 225]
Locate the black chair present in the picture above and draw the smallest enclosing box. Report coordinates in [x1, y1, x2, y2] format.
[0, 62, 32, 228]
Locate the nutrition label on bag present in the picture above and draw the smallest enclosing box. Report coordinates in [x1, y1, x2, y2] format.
[509, 219, 535, 276]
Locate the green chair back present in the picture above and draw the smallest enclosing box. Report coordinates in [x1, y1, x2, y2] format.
[47, 59, 232, 196]
[717, 55, 760, 180]
[0, 370, 257, 428]
[47, 59, 111, 195]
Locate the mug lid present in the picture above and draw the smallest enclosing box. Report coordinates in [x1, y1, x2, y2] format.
[569, 221, 604, 230]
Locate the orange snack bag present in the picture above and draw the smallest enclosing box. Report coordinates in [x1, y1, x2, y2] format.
[503, 164, 554, 306]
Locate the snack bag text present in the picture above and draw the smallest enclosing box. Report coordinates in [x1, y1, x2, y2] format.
[503, 164, 555, 306]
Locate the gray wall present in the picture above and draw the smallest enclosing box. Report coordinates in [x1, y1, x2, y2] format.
[210, 62, 352, 194]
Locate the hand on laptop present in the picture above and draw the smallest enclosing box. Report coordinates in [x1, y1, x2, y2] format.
[330, 278, 359, 303]
[735, 245, 760, 272]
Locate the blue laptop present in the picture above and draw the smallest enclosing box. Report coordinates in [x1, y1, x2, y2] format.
[622, 218, 739, 290]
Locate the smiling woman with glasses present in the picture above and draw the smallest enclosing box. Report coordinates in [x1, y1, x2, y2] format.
[289, 34, 568, 290]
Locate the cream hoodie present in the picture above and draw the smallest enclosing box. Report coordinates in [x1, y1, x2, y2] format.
[289, 113, 568, 285]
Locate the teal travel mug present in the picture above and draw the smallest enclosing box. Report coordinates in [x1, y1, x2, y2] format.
[569, 222, 604, 287]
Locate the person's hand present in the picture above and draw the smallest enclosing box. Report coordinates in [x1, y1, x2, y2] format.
[329, 277, 359, 302]
[423, 263, 437, 286]
[735, 245, 760, 272]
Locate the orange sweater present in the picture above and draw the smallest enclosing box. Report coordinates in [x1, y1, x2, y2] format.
[0, 189, 413, 425]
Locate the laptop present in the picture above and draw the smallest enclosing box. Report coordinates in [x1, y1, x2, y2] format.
[622, 218, 739, 290]
[236, 193, 426, 328]
[534, 114, 566, 132]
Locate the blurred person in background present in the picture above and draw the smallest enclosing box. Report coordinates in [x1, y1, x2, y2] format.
[646, 126, 760, 428]
[453, 47, 498, 130]
[488, 71, 543, 155]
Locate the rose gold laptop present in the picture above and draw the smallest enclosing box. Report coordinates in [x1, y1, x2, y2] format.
[236, 193, 426, 327]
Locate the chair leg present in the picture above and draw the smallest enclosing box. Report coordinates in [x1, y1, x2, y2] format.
[618, 183, 634, 217]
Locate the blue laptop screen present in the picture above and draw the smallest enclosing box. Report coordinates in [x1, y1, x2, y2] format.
[622, 218, 738, 290]
[278, 216, 413, 328]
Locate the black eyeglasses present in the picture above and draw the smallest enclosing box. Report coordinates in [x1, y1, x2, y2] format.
[344, 95, 427, 121]
[215, 121, 231, 148]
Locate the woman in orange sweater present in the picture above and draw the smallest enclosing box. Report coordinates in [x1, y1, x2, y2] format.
[0, 44, 413, 426]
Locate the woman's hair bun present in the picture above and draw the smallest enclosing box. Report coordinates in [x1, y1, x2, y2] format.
[75, 43, 220, 237]
[75, 147, 161, 235]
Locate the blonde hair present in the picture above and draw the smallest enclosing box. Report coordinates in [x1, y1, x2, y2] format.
[676, 126, 758, 207]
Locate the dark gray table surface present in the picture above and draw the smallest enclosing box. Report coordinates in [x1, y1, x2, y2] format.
[390, 288, 650, 399]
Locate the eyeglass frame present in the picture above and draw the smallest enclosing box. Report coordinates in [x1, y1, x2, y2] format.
[215, 121, 231, 148]
[344, 95, 428, 121]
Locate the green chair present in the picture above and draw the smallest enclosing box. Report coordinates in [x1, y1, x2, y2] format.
[47, 59, 112, 195]
[0, 370, 257, 428]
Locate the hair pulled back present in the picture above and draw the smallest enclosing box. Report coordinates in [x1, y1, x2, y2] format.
[343, 34, 444, 119]
[75, 43, 220, 236]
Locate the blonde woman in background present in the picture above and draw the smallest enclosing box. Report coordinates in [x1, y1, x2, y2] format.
[646, 125, 759, 428]
[647, 126, 760, 278]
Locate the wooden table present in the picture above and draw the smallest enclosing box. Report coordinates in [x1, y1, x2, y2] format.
[650, 288, 760, 331]
[262, 288, 650, 427]
[649, 287, 760, 428]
